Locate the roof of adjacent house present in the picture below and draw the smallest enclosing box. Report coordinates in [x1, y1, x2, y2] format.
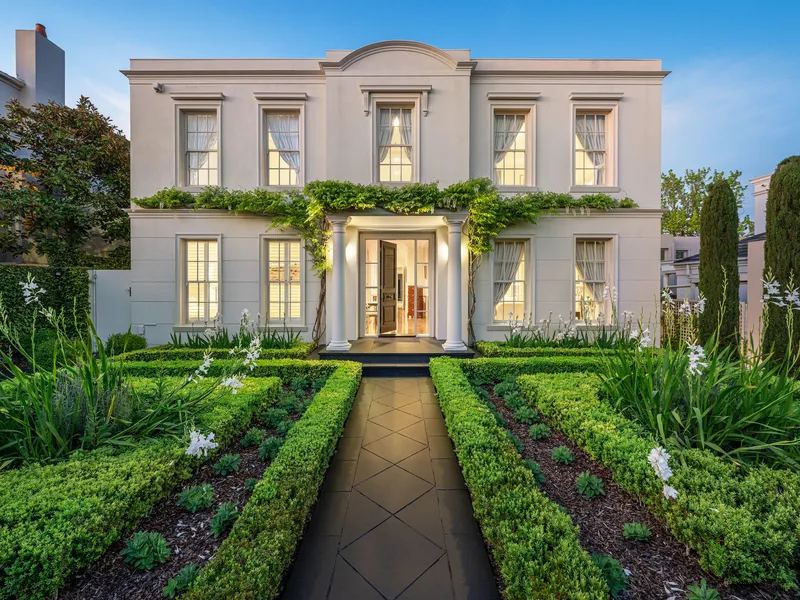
[673, 231, 766, 265]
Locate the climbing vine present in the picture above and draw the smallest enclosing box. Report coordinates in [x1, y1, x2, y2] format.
[133, 179, 637, 343]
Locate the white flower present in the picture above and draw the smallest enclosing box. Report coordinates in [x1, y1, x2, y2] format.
[679, 299, 691, 316]
[661, 288, 673, 305]
[603, 285, 610, 301]
[241, 308, 251, 318]
[204, 328, 215, 337]
[695, 295, 706, 315]
[188, 351, 214, 383]
[630, 329, 639, 339]
[687, 343, 708, 376]
[648, 447, 674, 481]
[662, 485, 679, 500]
[221, 375, 245, 394]
[638, 328, 652, 350]
[40, 307, 55, 320]
[242, 335, 262, 371]
[185, 430, 218, 458]
[19, 276, 46, 305]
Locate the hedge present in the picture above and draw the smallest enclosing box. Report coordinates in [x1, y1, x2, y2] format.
[518, 373, 800, 589]
[116, 344, 316, 363]
[123, 358, 334, 381]
[428, 357, 608, 599]
[461, 356, 604, 381]
[0, 265, 90, 340]
[184, 361, 361, 599]
[475, 342, 613, 358]
[0, 377, 282, 600]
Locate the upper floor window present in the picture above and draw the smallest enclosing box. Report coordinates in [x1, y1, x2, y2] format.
[184, 239, 219, 323]
[574, 112, 607, 186]
[184, 112, 218, 186]
[494, 113, 527, 187]
[675, 249, 689, 260]
[493, 240, 526, 322]
[378, 107, 412, 183]
[266, 113, 300, 186]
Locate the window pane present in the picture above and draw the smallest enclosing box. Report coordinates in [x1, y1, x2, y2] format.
[417, 239, 429, 263]
[366, 264, 378, 287]
[417, 264, 428, 287]
[366, 240, 378, 263]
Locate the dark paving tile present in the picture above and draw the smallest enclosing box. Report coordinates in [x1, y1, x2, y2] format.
[329, 556, 384, 600]
[281, 534, 338, 600]
[323, 460, 357, 492]
[419, 392, 438, 404]
[428, 435, 455, 459]
[396, 489, 445, 547]
[353, 449, 393, 485]
[397, 421, 427, 444]
[370, 409, 421, 432]
[424, 418, 448, 436]
[422, 403, 444, 419]
[368, 402, 394, 418]
[432, 459, 466, 490]
[362, 421, 394, 445]
[438, 490, 479, 535]
[306, 492, 350, 537]
[397, 401, 423, 417]
[397, 555, 454, 600]
[340, 517, 444, 600]
[335, 437, 362, 461]
[340, 490, 392, 548]
[355, 465, 432, 513]
[364, 433, 426, 464]
[397, 448, 434, 484]
[445, 533, 500, 600]
[374, 392, 420, 409]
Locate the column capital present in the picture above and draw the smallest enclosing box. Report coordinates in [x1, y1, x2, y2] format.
[327, 214, 351, 231]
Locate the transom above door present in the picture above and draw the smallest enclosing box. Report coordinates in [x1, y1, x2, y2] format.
[361, 233, 434, 337]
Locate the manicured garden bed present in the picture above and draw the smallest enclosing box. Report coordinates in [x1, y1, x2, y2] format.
[475, 342, 612, 358]
[117, 343, 316, 362]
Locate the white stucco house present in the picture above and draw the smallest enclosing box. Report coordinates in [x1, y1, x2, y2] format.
[123, 41, 666, 350]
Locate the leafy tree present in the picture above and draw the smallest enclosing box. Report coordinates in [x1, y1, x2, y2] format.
[0, 97, 130, 267]
[763, 156, 800, 358]
[661, 168, 752, 237]
[698, 180, 740, 347]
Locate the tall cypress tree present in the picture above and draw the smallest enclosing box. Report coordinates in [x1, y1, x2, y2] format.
[698, 180, 740, 347]
[763, 156, 800, 358]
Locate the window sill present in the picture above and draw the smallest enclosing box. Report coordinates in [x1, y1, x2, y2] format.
[569, 185, 620, 194]
[486, 324, 514, 331]
[173, 324, 308, 332]
[497, 185, 539, 194]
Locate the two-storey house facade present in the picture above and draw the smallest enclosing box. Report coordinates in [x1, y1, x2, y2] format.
[124, 41, 666, 349]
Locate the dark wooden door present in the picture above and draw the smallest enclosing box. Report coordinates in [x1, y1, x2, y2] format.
[380, 241, 398, 334]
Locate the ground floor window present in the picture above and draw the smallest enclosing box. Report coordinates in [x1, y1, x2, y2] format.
[266, 240, 302, 324]
[574, 238, 612, 322]
[184, 239, 219, 323]
[493, 240, 526, 322]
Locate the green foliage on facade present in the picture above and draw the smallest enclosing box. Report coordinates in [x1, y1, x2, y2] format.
[698, 180, 740, 347]
[764, 156, 800, 358]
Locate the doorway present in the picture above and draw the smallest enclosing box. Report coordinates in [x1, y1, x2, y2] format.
[362, 234, 433, 337]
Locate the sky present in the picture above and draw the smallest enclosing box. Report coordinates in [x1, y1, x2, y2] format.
[2, 0, 799, 218]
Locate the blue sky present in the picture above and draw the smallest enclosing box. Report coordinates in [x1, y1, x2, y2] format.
[3, 0, 799, 217]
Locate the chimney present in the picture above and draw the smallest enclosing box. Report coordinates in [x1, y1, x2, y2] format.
[15, 26, 64, 106]
[34, 23, 47, 38]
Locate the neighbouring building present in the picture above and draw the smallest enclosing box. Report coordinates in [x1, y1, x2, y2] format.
[660, 234, 700, 300]
[0, 24, 64, 115]
[123, 41, 667, 349]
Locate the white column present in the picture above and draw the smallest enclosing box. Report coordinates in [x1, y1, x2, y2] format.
[326, 218, 351, 351]
[442, 217, 468, 352]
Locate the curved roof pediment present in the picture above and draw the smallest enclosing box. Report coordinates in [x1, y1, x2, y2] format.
[321, 41, 469, 72]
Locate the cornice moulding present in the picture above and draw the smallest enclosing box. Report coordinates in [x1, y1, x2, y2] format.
[486, 91, 541, 101]
[253, 91, 308, 101]
[169, 91, 225, 101]
[569, 92, 625, 100]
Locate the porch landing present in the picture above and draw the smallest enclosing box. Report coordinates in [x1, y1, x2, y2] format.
[317, 339, 474, 377]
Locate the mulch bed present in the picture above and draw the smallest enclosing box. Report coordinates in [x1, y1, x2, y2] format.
[485, 386, 795, 600]
[60, 386, 308, 600]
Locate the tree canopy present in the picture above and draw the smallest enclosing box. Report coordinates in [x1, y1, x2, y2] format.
[0, 97, 130, 267]
[661, 168, 753, 238]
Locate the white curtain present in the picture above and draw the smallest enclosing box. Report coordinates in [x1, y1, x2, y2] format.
[188, 114, 217, 171]
[400, 109, 412, 162]
[575, 115, 605, 183]
[494, 114, 525, 164]
[575, 240, 605, 301]
[267, 114, 299, 173]
[493, 241, 524, 306]
[378, 109, 393, 162]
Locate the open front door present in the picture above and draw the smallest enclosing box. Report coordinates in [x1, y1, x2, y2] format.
[380, 240, 398, 334]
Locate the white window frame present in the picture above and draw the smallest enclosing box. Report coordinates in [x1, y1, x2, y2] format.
[370, 94, 421, 185]
[259, 235, 306, 328]
[488, 236, 535, 328]
[257, 100, 306, 189]
[176, 234, 222, 326]
[572, 234, 618, 325]
[489, 102, 537, 190]
[174, 102, 223, 190]
[570, 101, 619, 192]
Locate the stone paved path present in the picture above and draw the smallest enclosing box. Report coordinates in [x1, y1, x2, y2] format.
[282, 376, 499, 600]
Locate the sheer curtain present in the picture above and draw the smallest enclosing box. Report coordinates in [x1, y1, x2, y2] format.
[494, 115, 525, 165]
[267, 114, 299, 173]
[575, 240, 605, 302]
[400, 109, 412, 162]
[187, 114, 217, 176]
[575, 115, 605, 184]
[493, 241, 524, 307]
[378, 109, 393, 162]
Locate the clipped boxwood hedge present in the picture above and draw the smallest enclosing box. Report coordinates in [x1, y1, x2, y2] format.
[428, 357, 607, 599]
[116, 343, 316, 363]
[123, 358, 334, 381]
[519, 372, 800, 589]
[0, 377, 282, 600]
[475, 342, 613, 358]
[184, 361, 361, 599]
[461, 356, 604, 381]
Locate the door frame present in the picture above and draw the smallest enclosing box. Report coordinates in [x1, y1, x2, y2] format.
[359, 231, 436, 338]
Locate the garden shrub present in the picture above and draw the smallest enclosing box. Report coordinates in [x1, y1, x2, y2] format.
[428, 357, 607, 600]
[476, 342, 613, 358]
[116, 344, 315, 363]
[184, 362, 361, 599]
[105, 331, 148, 356]
[519, 372, 800, 588]
[123, 358, 333, 381]
[0, 376, 281, 600]
[461, 356, 604, 382]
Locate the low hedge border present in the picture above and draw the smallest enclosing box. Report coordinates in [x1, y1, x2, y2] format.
[0, 377, 282, 600]
[475, 342, 613, 358]
[184, 361, 361, 599]
[428, 357, 608, 599]
[116, 343, 316, 362]
[123, 358, 334, 381]
[518, 372, 800, 589]
[462, 356, 604, 381]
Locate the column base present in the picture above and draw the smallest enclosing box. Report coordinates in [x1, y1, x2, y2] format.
[325, 340, 352, 352]
[442, 340, 469, 352]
